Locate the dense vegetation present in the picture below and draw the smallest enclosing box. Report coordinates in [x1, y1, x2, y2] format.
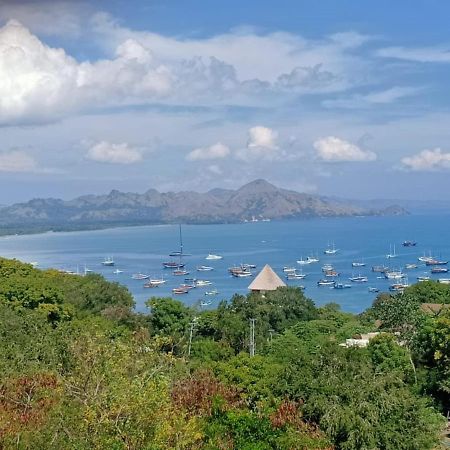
[0, 257, 448, 449]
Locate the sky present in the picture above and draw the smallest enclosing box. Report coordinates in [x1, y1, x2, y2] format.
[1, 0, 450, 204]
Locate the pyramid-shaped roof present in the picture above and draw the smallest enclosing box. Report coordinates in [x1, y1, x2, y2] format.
[248, 264, 286, 291]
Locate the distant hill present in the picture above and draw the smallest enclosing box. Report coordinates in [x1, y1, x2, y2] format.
[0, 179, 408, 234]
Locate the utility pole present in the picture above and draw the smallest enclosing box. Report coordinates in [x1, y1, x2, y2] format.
[187, 319, 196, 356]
[249, 318, 256, 357]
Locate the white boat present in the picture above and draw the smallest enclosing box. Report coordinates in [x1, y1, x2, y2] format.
[306, 255, 319, 263]
[368, 287, 380, 293]
[333, 283, 352, 289]
[113, 269, 123, 274]
[101, 256, 115, 266]
[438, 278, 450, 284]
[232, 271, 253, 278]
[132, 273, 149, 280]
[386, 244, 397, 259]
[322, 263, 334, 272]
[418, 252, 435, 263]
[324, 243, 338, 255]
[351, 261, 366, 267]
[200, 300, 213, 307]
[149, 277, 166, 285]
[197, 265, 214, 271]
[195, 280, 212, 287]
[317, 279, 335, 286]
[384, 270, 405, 280]
[205, 289, 219, 296]
[283, 266, 297, 273]
[405, 263, 418, 270]
[84, 265, 93, 275]
[206, 254, 223, 260]
[296, 257, 312, 265]
[417, 275, 431, 282]
[349, 275, 368, 283]
[286, 272, 307, 280]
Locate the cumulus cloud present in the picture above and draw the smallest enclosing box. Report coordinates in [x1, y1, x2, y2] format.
[0, 150, 37, 172]
[235, 126, 284, 161]
[86, 141, 143, 164]
[401, 148, 450, 171]
[186, 142, 230, 161]
[0, 20, 172, 125]
[314, 136, 377, 162]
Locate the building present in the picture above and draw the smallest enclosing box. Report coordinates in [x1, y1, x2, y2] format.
[248, 264, 286, 293]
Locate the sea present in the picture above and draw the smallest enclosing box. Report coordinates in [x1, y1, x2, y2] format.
[0, 214, 448, 314]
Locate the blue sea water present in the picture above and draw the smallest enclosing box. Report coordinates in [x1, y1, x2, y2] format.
[0, 215, 449, 314]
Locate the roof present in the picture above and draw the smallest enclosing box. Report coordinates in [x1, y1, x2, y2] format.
[421, 303, 450, 315]
[248, 264, 286, 291]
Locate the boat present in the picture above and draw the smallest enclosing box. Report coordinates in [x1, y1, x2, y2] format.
[425, 259, 448, 266]
[296, 257, 312, 265]
[349, 275, 368, 283]
[143, 281, 159, 288]
[317, 279, 336, 286]
[324, 269, 339, 277]
[112, 269, 123, 274]
[172, 287, 189, 294]
[321, 264, 334, 272]
[101, 256, 115, 266]
[283, 266, 297, 273]
[402, 240, 417, 247]
[169, 224, 191, 257]
[206, 254, 223, 260]
[417, 275, 430, 282]
[324, 243, 338, 255]
[286, 272, 306, 280]
[173, 269, 189, 276]
[438, 278, 450, 284]
[241, 263, 257, 270]
[306, 255, 319, 263]
[84, 265, 93, 274]
[179, 283, 196, 290]
[333, 283, 352, 289]
[372, 265, 389, 273]
[384, 270, 405, 280]
[351, 261, 366, 267]
[368, 287, 380, 293]
[200, 300, 212, 307]
[389, 282, 409, 292]
[386, 244, 397, 259]
[162, 261, 185, 269]
[197, 265, 214, 271]
[195, 280, 212, 287]
[228, 266, 252, 277]
[418, 252, 435, 263]
[205, 289, 219, 296]
[431, 267, 448, 273]
[132, 273, 149, 280]
[405, 263, 418, 270]
[148, 277, 166, 286]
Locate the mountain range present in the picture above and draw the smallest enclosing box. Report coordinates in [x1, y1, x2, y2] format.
[0, 179, 407, 234]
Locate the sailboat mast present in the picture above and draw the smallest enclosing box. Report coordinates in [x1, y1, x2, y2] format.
[179, 224, 183, 254]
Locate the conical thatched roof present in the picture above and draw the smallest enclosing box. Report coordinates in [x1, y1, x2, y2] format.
[248, 264, 286, 292]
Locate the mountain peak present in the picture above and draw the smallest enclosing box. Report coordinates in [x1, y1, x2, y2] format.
[237, 179, 278, 194]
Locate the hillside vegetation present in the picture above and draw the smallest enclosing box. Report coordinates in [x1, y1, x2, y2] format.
[0, 257, 448, 449]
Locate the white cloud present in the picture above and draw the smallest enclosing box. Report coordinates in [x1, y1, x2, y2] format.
[314, 136, 377, 162]
[401, 148, 450, 171]
[0, 20, 172, 125]
[86, 141, 143, 164]
[235, 126, 284, 161]
[377, 46, 450, 63]
[186, 142, 230, 161]
[0, 150, 37, 172]
[247, 126, 278, 150]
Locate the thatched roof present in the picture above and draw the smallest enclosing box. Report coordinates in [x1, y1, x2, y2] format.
[248, 264, 286, 291]
[421, 303, 450, 315]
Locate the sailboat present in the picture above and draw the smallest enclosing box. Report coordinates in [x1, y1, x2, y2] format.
[386, 244, 397, 259]
[101, 256, 115, 266]
[324, 243, 338, 255]
[169, 224, 191, 257]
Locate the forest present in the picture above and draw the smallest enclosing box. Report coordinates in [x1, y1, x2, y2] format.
[0, 256, 449, 449]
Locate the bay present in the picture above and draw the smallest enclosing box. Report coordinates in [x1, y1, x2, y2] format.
[0, 214, 448, 314]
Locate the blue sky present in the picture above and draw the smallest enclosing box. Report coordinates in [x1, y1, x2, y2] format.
[1, 0, 450, 203]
